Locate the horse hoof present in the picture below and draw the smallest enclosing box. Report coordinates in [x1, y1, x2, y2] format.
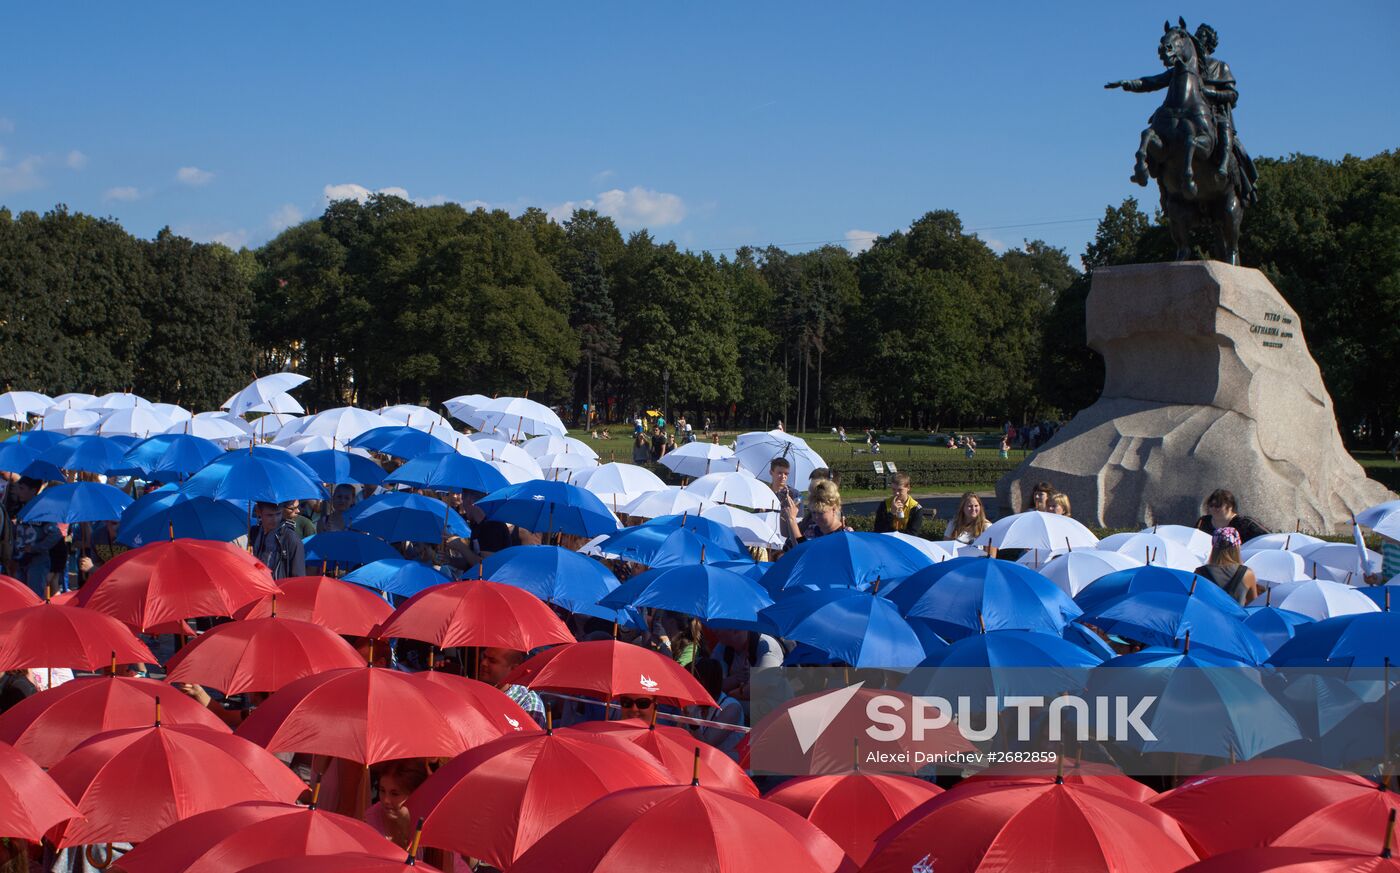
[1131, 171, 1149, 187]
[1183, 180, 1197, 198]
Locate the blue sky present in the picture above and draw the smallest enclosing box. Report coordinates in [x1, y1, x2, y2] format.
[2, 2, 1395, 263]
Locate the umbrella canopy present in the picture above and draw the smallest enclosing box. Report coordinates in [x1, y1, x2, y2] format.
[78, 406, 173, 438]
[659, 441, 740, 478]
[1079, 589, 1269, 664]
[74, 539, 278, 633]
[522, 435, 599, 459]
[1088, 646, 1302, 759]
[480, 545, 620, 612]
[764, 773, 943, 867]
[0, 390, 54, 421]
[372, 579, 574, 651]
[621, 487, 715, 521]
[224, 373, 310, 416]
[1178, 844, 1400, 872]
[39, 407, 101, 434]
[572, 462, 665, 501]
[297, 449, 385, 486]
[643, 513, 751, 554]
[407, 728, 671, 870]
[959, 759, 1157, 802]
[474, 396, 567, 438]
[1143, 524, 1214, 558]
[513, 640, 716, 708]
[974, 510, 1099, 552]
[346, 491, 469, 543]
[887, 556, 1083, 640]
[50, 723, 308, 847]
[377, 404, 454, 433]
[0, 439, 39, 474]
[1075, 565, 1247, 618]
[1270, 611, 1400, 669]
[17, 481, 132, 523]
[0, 602, 155, 670]
[170, 414, 255, 442]
[733, 430, 828, 492]
[112, 800, 402, 873]
[348, 424, 458, 460]
[236, 666, 488, 765]
[572, 719, 758, 796]
[1263, 579, 1381, 620]
[91, 392, 153, 411]
[477, 480, 619, 538]
[116, 487, 248, 547]
[47, 393, 97, 410]
[760, 588, 929, 668]
[1295, 540, 1383, 584]
[409, 670, 540, 744]
[233, 575, 394, 636]
[381, 452, 508, 494]
[0, 575, 41, 613]
[685, 471, 782, 511]
[1097, 531, 1202, 572]
[237, 854, 441, 873]
[701, 504, 785, 548]
[1243, 549, 1311, 587]
[588, 525, 737, 567]
[26, 434, 136, 479]
[0, 675, 228, 767]
[0, 739, 80, 842]
[1242, 605, 1314, 655]
[442, 394, 492, 426]
[902, 629, 1102, 704]
[601, 564, 774, 628]
[182, 446, 327, 504]
[164, 616, 366, 694]
[762, 531, 928, 593]
[303, 531, 401, 571]
[245, 392, 305, 415]
[342, 559, 451, 598]
[295, 407, 396, 444]
[508, 783, 849, 873]
[862, 779, 1199, 873]
[1038, 549, 1144, 597]
[123, 433, 224, 482]
[880, 532, 959, 563]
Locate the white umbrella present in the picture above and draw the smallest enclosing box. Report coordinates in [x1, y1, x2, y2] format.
[880, 532, 959, 564]
[1037, 550, 1144, 597]
[474, 397, 566, 438]
[1293, 541, 1382, 584]
[659, 442, 739, 479]
[39, 408, 100, 435]
[465, 431, 508, 443]
[1097, 532, 1200, 572]
[246, 393, 305, 415]
[377, 404, 454, 433]
[223, 373, 309, 416]
[973, 510, 1099, 553]
[281, 436, 374, 458]
[573, 462, 664, 498]
[1240, 532, 1326, 560]
[148, 403, 192, 424]
[1357, 499, 1400, 529]
[296, 407, 395, 445]
[732, 430, 826, 491]
[701, 504, 786, 549]
[684, 471, 781, 511]
[1244, 549, 1310, 588]
[427, 432, 485, 460]
[78, 407, 173, 437]
[488, 458, 544, 485]
[1143, 524, 1213, 562]
[1260, 579, 1381, 620]
[622, 487, 715, 520]
[93, 392, 153, 410]
[0, 391, 55, 422]
[536, 452, 598, 482]
[523, 435, 599, 460]
[48, 393, 98, 410]
[248, 413, 302, 440]
[443, 394, 493, 427]
[471, 439, 541, 474]
[170, 414, 253, 441]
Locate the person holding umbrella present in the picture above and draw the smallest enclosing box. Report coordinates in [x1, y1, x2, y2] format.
[11, 478, 60, 594]
[478, 647, 547, 728]
[250, 501, 306, 580]
[318, 484, 358, 533]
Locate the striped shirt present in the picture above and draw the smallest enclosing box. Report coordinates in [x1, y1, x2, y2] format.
[504, 683, 546, 727]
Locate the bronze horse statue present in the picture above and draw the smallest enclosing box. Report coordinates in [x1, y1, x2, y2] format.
[1107, 20, 1250, 264]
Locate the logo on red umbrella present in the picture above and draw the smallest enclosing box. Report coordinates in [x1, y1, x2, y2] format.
[639, 674, 659, 691]
[912, 855, 935, 873]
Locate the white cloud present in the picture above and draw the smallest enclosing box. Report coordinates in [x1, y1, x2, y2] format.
[65, 150, 87, 170]
[547, 186, 687, 229]
[844, 229, 879, 253]
[0, 118, 14, 134]
[210, 229, 250, 248]
[592, 169, 616, 183]
[176, 166, 215, 186]
[323, 182, 415, 203]
[103, 186, 141, 202]
[0, 155, 44, 194]
[268, 203, 303, 230]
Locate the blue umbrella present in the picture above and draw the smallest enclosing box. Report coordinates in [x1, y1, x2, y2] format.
[122, 434, 224, 482]
[761, 531, 928, 593]
[18, 482, 133, 523]
[476, 481, 619, 538]
[1087, 645, 1302, 759]
[297, 449, 386, 486]
[759, 588, 929, 668]
[569, 600, 649, 632]
[304, 530, 401, 570]
[117, 487, 249, 546]
[1075, 565, 1246, 619]
[343, 558, 450, 598]
[885, 556, 1083, 641]
[600, 564, 774, 629]
[1356, 586, 1399, 610]
[382, 453, 508, 494]
[1269, 612, 1400, 670]
[8, 431, 65, 451]
[182, 446, 327, 504]
[902, 629, 1102, 703]
[1243, 606, 1315, 656]
[346, 491, 470, 544]
[591, 525, 743, 567]
[348, 426, 455, 460]
[1079, 590, 1270, 664]
[710, 559, 768, 585]
[1273, 672, 1368, 741]
[25, 435, 138, 480]
[641, 514, 748, 556]
[0, 440, 39, 474]
[1063, 622, 1119, 660]
[481, 544, 619, 612]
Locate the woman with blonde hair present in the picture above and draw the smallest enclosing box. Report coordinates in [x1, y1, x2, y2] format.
[1194, 527, 1259, 605]
[781, 479, 848, 546]
[944, 492, 991, 545]
[1050, 492, 1072, 517]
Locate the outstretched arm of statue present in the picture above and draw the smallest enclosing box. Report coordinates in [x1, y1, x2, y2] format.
[1106, 71, 1171, 92]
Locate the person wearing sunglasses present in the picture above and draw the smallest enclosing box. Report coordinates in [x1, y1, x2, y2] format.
[616, 694, 655, 721]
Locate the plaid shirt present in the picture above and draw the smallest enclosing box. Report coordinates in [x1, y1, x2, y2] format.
[504, 683, 546, 728]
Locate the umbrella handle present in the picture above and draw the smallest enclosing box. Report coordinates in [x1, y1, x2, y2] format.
[85, 843, 114, 870]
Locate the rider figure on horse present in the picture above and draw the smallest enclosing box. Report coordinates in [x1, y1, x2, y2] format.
[1194, 24, 1258, 203]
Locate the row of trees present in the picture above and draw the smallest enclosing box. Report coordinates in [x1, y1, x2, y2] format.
[0, 149, 1394, 438]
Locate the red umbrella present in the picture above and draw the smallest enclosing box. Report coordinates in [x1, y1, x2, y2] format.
[407, 727, 672, 870]
[0, 574, 40, 613]
[111, 800, 403, 873]
[0, 601, 155, 671]
[164, 616, 365, 695]
[960, 760, 1156, 803]
[0, 740, 80, 842]
[236, 666, 481, 765]
[745, 687, 974, 777]
[1178, 844, 1400, 872]
[371, 579, 573, 651]
[1270, 783, 1400, 853]
[572, 718, 758, 797]
[237, 854, 440, 873]
[407, 670, 539, 744]
[49, 722, 308, 847]
[75, 539, 278, 632]
[0, 675, 228, 767]
[764, 773, 943, 866]
[507, 784, 851, 873]
[233, 575, 394, 636]
[1149, 758, 1381, 857]
[509, 640, 716, 708]
[862, 780, 1199, 873]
